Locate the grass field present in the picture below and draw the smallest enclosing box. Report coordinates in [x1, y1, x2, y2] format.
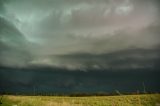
[0, 94, 160, 106]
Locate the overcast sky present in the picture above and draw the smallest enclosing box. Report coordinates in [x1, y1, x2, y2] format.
[1, 0, 160, 94]
[0, 0, 160, 70]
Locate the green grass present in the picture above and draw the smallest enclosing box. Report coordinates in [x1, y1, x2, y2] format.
[1, 94, 160, 106]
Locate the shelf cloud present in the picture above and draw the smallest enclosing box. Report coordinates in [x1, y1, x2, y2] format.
[0, 0, 160, 70]
[0, 0, 160, 94]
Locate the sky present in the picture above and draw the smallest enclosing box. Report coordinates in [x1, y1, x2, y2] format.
[0, 0, 160, 94]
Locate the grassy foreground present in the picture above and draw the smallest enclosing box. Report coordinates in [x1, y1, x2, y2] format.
[1, 94, 160, 106]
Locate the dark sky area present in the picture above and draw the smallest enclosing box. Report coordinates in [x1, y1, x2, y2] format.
[0, 0, 160, 94]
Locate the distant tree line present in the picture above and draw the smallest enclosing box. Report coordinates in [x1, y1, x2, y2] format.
[0, 91, 159, 97]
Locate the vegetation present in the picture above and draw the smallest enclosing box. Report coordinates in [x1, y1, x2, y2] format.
[0, 94, 160, 106]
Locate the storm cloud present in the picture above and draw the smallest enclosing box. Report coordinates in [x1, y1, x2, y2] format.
[0, 0, 160, 70]
[0, 0, 160, 94]
[0, 66, 160, 94]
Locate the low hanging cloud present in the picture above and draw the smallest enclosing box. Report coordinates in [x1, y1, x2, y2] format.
[0, 0, 160, 70]
[29, 48, 160, 71]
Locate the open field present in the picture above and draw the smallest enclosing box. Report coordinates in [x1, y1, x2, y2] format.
[0, 94, 160, 106]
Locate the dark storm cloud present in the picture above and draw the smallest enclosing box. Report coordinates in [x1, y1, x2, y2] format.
[0, 0, 160, 69]
[0, 0, 160, 94]
[0, 16, 31, 67]
[0, 67, 160, 94]
[49, 48, 160, 70]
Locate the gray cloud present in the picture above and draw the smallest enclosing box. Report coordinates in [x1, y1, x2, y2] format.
[0, 16, 32, 67]
[0, 0, 160, 70]
[30, 48, 160, 71]
[0, 0, 7, 14]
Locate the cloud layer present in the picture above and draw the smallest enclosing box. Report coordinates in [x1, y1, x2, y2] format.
[0, 0, 160, 70]
[0, 67, 160, 93]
